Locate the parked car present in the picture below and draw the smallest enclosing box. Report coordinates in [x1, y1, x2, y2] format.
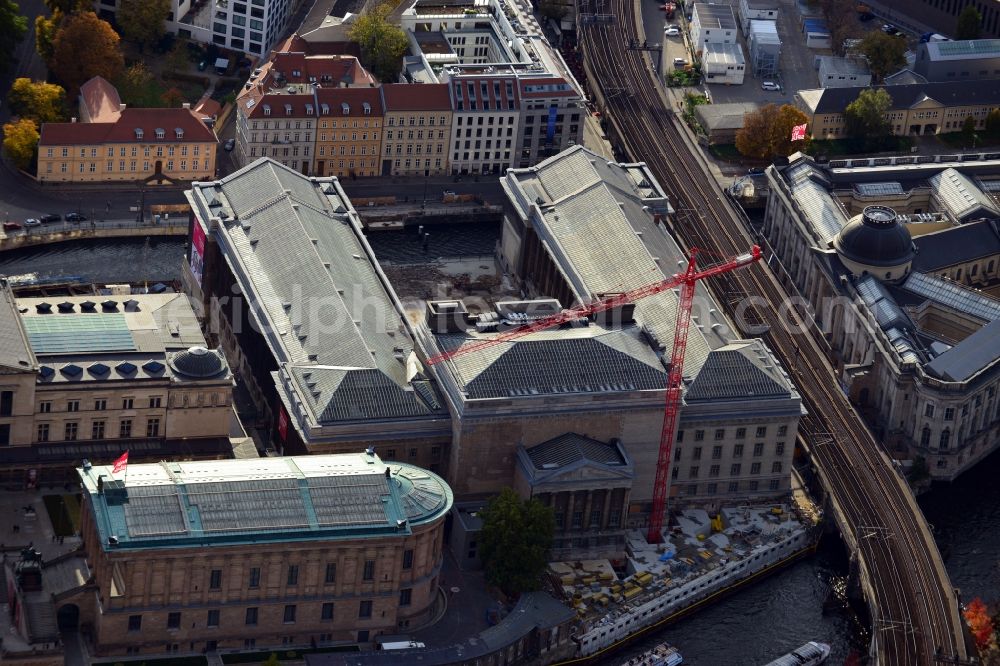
[198, 60, 208, 71]
[665, 27, 681, 36]
[24, 218, 41, 226]
[673, 57, 688, 68]
[223, 138, 236, 151]
[881, 23, 900, 35]
[65, 212, 87, 222]
[761, 81, 781, 91]
[3, 221, 22, 231]
[747, 167, 766, 175]
[39, 213, 61, 223]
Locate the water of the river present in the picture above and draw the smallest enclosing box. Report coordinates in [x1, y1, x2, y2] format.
[2, 236, 995, 666]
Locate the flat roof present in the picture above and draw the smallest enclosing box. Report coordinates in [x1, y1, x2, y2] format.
[79, 451, 453, 550]
[704, 41, 746, 65]
[817, 55, 870, 76]
[925, 39, 1000, 61]
[694, 3, 737, 30]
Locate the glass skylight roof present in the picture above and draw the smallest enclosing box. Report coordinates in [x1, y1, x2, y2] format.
[23, 313, 136, 355]
[903, 272, 1000, 321]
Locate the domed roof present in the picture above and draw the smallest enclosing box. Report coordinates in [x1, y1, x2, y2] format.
[833, 205, 915, 268]
[169, 346, 226, 378]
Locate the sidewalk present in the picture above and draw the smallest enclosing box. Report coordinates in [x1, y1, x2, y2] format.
[411, 550, 501, 647]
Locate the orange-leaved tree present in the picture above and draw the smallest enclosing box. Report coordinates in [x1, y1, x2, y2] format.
[964, 597, 996, 652]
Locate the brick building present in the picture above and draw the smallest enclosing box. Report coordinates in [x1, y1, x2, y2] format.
[313, 87, 384, 178]
[70, 451, 452, 656]
[379, 83, 453, 177]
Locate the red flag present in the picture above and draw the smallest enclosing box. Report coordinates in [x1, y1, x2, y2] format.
[791, 123, 808, 141]
[112, 451, 129, 474]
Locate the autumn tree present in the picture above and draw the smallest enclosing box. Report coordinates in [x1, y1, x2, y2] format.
[3, 118, 39, 170]
[956, 5, 982, 40]
[817, 0, 863, 55]
[478, 487, 555, 596]
[735, 104, 810, 159]
[0, 0, 28, 76]
[165, 40, 189, 73]
[964, 598, 995, 653]
[160, 86, 185, 108]
[42, 0, 89, 13]
[844, 88, 892, 146]
[348, 3, 409, 82]
[116, 0, 170, 50]
[8, 78, 67, 124]
[51, 11, 124, 96]
[34, 11, 61, 65]
[858, 30, 906, 82]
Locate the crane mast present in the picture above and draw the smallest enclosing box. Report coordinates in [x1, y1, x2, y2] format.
[426, 245, 762, 543]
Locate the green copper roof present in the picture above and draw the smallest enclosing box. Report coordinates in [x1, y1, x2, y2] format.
[78, 452, 453, 551]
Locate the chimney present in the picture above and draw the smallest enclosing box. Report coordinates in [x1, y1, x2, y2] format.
[182, 102, 191, 109]
[119, 103, 126, 111]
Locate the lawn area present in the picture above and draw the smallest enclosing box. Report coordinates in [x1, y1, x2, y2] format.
[935, 131, 1000, 150]
[42, 493, 81, 537]
[805, 136, 913, 158]
[708, 143, 745, 162]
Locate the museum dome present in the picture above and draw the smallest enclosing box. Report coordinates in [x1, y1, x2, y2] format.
[834, 205, 915, 270]
[169, 346, 227, 378]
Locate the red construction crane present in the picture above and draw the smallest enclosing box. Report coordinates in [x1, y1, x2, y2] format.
[426, 245, 762, 543]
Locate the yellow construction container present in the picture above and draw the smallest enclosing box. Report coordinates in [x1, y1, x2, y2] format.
[624, 586, 643, 599]
[635, 572, 654, 585]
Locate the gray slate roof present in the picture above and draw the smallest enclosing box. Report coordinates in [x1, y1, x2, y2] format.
[911, 220, 1000, 272]
[803, 80, 1000, 115]
[0, 278, 36, 373]
[685, 340, 793, 402]
[189, 158, 445, 426]
[925, 318, 1000, 382]
[928, 168, 1000, 222]
[525, 432, 629, 469]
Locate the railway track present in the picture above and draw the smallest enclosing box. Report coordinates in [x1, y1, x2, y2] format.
[578, 2, 967, 663]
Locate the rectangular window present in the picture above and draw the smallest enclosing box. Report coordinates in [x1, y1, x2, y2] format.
[146, 418, 160, 437]
[944, 408, 955, 420]
[37, 423, 49, 442]
[128, 615, 142, 632]
[358, 600, 372, 618]
[207, 609, 220, 627]
[694, 429, 705, 441]
[321, 602, 334, 620]
[751, 462, 761, 475]
[92, 421, 105, 439]
[755, 426, 767, 437]
[67, 400, 80, 412]
[325, 562, 337, 584]
[287, 565, 299, 586]
[249, 567, 260, 588]
[711, 445, 722, 459]
[363, 559, 375, 581]
[402, 549, 413, 570]
[0, 391, 12, 416]
[209, 569, 222, 590]
[772, 462, 783, 474]
[689, 466, 699, 478]
[692, 447, 702, 461]
[64, 422, 78, 441]
[728, 481, 739, 493]
[769, 479, 780, 491]
[775, 442, 785, 456]
[39, 401, 51, 413]
[245, 607, 258, 625]
[399, 588, 412, 607]
[733, 444, 744, 458]
[167, 612, 181, 629]
[777, 425, 788, 436]
[119, 419, 132, 438]
[149, 396, 162, 408]
[714, 428, 725, 440]
[753, 442, 764, 457]
[283, 605, 296, 623]
[730, 463, 741, 476]
[122, 397, 134, 410]
[925, 404, 934, 418]
[94, 398, 107, 411]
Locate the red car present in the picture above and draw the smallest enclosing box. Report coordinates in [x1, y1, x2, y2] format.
[3, 221, 22, 231]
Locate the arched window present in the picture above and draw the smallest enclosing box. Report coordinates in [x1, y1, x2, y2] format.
[940, 429, 951, 449]
[989, 260, 995, 274]
[972, 265, 978, 277]
[920, 427, 931, 447]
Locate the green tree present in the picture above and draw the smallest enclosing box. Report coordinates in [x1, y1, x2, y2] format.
[8, 78, 67, 123]
[857, 30, 906, 82]
[955, 5, 982, 40]
[478, 487, 554, 596]
[986, 109, 1000, 137]
[962, 115, 977, 137]
[844, 88, 892, 146]
[116, 0, 170, 50]
[262, 654, 281, 666]
[42, 0, 89, 14]
[348, 3, 409, 82]
[0, 0, 28, 76]
[115, 61, 159, 107]
[50, 11, 124, 96]
[34, 10, 61, 66]
[735, 103, 810, 159]
[165, 40, 189, 73]
[3, 118, 39, 170]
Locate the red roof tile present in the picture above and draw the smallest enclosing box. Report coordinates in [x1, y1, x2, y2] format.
[381, 83, 452, 112]
[315, 87, 384, 116]
[40, 107, 217, 146]
[79, 76, 122, 123]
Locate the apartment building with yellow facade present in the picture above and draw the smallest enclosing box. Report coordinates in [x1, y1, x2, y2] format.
[313, 87, 384, 178]
[38, 106, 218, 183]
[795, 80, 1000, 139]
[379, 83, 452, 176]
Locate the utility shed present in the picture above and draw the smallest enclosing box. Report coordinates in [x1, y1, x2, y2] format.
[695, 102, 763, 143]
[816, 56, 872, 88]
[703, 42, 747, 85]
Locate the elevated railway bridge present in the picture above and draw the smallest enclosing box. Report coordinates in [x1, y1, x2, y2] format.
[577, 1, 969, 663]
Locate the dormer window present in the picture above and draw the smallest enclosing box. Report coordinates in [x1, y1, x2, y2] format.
[341, 102, 350, 115]
[155, 128, 165, 139]
[305, 103, 313, 115]
[263, 104, 271, 115]
[284, 103, 292, 115]
[320, 103, 330, 115]
[174, 127, 184, 139]
[363, 102, 371, 115]
[134, 128, 144, 140]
